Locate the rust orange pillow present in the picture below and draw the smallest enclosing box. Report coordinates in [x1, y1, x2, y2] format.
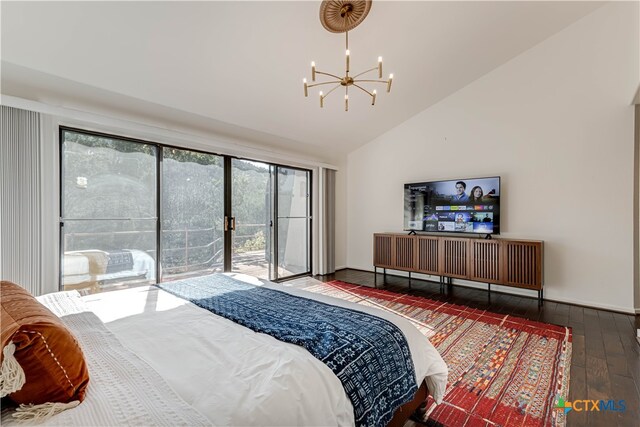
[0, 281, 89, 405]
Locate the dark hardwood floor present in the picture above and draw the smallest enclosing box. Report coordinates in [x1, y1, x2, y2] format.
[314, 269, 640, 427]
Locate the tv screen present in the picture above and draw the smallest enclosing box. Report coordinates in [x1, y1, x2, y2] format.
[404, 176, 501, 234]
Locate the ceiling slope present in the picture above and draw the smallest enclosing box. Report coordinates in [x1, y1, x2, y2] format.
[1, 1, 604, 155]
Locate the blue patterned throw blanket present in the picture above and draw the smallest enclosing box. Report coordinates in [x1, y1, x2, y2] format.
[157, 274, 418, 427]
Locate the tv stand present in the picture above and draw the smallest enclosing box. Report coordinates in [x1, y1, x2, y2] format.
[373, 233, 544, 305]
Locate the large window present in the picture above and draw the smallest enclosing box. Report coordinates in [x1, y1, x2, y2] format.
[161, 148, 224, 281]
[60, 128, 312, 294]
[231, 159, 273, 279]
[61, 130, 157, 293]
[276, 166, 311, 279]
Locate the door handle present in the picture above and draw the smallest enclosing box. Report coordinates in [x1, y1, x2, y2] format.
[224, 216, 236, 231]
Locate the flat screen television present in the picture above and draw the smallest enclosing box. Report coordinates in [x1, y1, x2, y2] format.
[404, 176, 501, 234]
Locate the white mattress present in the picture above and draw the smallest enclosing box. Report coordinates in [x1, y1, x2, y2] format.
[79, 273, 448, 426]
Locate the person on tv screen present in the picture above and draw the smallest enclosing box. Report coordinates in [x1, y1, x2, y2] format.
[469, 186, 484, 203]
[452, 181, 469, 202]
[469, 185, 497, 203]
[455, 213, 465, 223]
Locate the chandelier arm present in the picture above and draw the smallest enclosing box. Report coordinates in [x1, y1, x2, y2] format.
[351, 67, 378, 79]
[322, 83, 342, 99]
[353, 79, 389, 84]
[352, 84, 374, 97]
[315, 70, 343, 80]
[308, 81, 341, 89]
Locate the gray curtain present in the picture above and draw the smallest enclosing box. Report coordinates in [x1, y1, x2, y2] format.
[1, 105, 42, 295]
[321, 168, 336, 274]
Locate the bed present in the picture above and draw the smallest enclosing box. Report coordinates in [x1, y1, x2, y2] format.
[2, 273, 448, 426]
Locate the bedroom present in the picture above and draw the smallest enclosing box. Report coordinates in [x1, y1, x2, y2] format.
[1, 1, 639, 426]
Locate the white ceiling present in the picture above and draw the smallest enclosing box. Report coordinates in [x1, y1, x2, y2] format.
[1, 1, 603, 158]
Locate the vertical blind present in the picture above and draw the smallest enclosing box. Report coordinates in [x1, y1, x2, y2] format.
[322, 168, 336, 274]
[0, 105, 42, 295]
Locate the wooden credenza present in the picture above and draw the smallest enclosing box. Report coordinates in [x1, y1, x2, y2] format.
[373, 233, 544, 303]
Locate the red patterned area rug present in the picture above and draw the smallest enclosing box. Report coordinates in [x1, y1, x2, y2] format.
[303, 280, 572, 427]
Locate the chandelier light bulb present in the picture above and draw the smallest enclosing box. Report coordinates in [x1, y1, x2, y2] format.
[311, 61, 316, 81]
[372, 89, 377, 105]
[387, 74, 393, 93]
[346, 49, 350, 72]
[378, 57, 383, 78]
[319, 91, 324, 108]
[345, 94, 349, 112]
[303, 78, 308, 97]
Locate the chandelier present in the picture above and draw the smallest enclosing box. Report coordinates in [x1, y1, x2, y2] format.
[303, 0, 393, 111]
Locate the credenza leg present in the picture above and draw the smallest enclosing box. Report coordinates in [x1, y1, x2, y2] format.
[374, 267, 378, 289]
[538, 289, 544, 306]
[383, 268, 387, 284]
[408, 271, 412, 290]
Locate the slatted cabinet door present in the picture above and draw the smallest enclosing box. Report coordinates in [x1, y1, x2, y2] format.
[503, 240, 543, 290]
[416, 236, 440, 275]
[470, 240, 502, 283]
[371, 233, 544, 301]
[440, 237, 470, 279]
[373, 234, 394, 269]
[393, 235, 416, 271]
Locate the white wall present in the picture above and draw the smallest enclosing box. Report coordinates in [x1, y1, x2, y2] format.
[345, 3, 639, 313]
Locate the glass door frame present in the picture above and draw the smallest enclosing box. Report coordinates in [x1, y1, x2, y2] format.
[224, 158, 312, 282]
[58, 126, 164, 290]
[273, 165, 312, 281]
[59, 126, 313, 290]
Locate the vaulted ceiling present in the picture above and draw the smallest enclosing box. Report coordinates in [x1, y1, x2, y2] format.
[1, 1, 603, 159]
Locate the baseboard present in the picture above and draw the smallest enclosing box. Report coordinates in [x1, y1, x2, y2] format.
[340, 267, 636, 315]
[545, 295, 635, 315]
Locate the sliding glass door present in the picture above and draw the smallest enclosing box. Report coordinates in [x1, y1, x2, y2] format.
[275, 166, 311, 279]
[161, 148, 224, 281]
[60, 130, 158, 293]
[60, 127, 311, 293]
[230, 159, 274, 280]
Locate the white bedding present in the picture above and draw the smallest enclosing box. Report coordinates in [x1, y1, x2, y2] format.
[79, 273, 448, 426]
[2, 293, 210, 427]
[7, 273, 447, 426]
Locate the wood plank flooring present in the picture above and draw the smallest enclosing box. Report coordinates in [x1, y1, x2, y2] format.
[311, 269, 640, 427]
